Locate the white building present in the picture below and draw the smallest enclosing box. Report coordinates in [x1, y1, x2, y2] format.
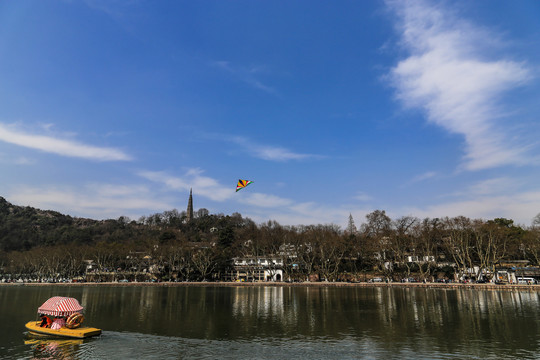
[232, 256, 284, 282]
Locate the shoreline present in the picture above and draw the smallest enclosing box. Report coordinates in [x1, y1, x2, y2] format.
[2, 281, 539, 291]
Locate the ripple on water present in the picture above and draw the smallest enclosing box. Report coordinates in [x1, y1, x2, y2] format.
[13, 331, 540, 360]
[18, 331, 400, 360]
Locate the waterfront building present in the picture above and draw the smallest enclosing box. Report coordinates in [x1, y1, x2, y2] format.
[231, 256, 284, 282]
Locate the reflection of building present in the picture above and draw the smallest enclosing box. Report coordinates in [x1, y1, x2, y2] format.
[231, 257, 283, 282]
[232, 286, 285, 317]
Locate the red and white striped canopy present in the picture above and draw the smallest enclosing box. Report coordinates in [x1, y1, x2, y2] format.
[37, 296, 84, 317]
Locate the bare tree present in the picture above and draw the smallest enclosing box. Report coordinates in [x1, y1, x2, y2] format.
[192, 246, 216, 281]
[176, 246, 196, 281]
[442, 216, 474, 281]
[413, 218, 441, 281]
[258, 221, 287, 280]
[471, 219, 492, 281]
[390, 216, 419, 279]
[523, 227, 540, 265]
[162, 209, 181, 225]
[362, 210, 392, 238]
[313, 226, 347, 281]
[533, 213, 540, 228]
[361, 210, 393, 278]
[295, 226, 319, 281]
[196, 208, 209, 218]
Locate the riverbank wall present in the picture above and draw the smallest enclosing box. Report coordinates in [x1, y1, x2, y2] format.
[2, 281, 540, 291]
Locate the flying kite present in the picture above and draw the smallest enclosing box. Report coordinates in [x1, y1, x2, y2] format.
[236, 179, 253, 192]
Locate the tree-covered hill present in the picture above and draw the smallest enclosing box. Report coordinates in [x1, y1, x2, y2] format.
[0, 196, 86, 251]
[2, 195, 540, 283]
[0, 196, 258, 281]
[0, 196, 250, 253]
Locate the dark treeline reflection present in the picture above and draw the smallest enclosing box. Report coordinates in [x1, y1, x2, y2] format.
[85, 287, 539, 347]
[4, 286, 539, 358]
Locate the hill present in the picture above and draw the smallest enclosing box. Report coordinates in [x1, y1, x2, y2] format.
[0, 196, 250, 252]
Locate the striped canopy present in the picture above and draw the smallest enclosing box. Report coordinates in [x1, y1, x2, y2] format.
[37, 296, 84, 317]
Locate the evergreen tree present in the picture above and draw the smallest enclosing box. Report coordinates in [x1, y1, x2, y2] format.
[346, 214, 357, 235]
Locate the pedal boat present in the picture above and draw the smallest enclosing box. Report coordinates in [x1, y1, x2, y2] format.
[25, 321, 101, 339]
[26, 296, 101, 339]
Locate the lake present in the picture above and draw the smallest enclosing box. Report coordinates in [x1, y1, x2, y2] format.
[1, 284, 539, 359]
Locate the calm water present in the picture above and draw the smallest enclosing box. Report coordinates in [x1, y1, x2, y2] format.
[1, 284, 539, 359]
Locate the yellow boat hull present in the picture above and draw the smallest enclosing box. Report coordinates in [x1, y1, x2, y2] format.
[25, 321, 102, 339]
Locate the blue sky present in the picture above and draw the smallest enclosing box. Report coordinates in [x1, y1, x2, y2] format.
[1, 0, 540, 228]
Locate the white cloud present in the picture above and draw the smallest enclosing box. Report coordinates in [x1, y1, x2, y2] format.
[387, 0, 534, 170]
[139, 168, 360, 227]
[225, 135, 319, 162]
[261, 201, 365, 228]
[466, 177, 517, 196]
[239, 193, 293, 208]
[440, 176, 525, 200]
[210, 60, 276, 94]
[393, 175, 539, 226]
[403, 189, 540, 227]
[139, 169, 233, 202]
[5, 167, 374, 228]
[414, 171, 436, 181]
[7, 183, 171, 220]
[243, 202, 345, 228]
[398, 171, 438, 189]
[0, 152, 35, 165]
[81, 0, 141, 18]
[353, 192, 373, 202]
[0, 123, 131, 161]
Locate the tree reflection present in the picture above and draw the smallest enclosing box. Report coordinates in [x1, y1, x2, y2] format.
[17, 286, 540, 358]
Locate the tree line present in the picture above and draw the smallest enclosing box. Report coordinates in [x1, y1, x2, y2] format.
[1, 197, 540, 282]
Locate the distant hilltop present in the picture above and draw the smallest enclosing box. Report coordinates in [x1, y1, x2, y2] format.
[0, 196, 104, 251]
[0, 195, 246, 253]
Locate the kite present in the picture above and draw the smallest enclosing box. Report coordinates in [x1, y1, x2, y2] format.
[236, 179, 253, 192]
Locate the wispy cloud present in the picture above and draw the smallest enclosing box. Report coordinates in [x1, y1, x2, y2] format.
[139, 168, 233, 202]
[467, 177, 517, 196]
[387, 0, 534, 170]
[398, 174, 538, 225]
[353, 192, 373, 202]
[0, 123, 131, 161]
[7, 183, 170, 220]
[242, 200, 360, 228]
[0, 152, 35, 165]
[411, 171, 437, 183]
[404, 188, 540, 226]
[220, 135, 319, 162]
[239, 193, 293, 208]
[139, 168, 355, 226]
[211, 61, 276, 94]
[7, 166, 372, 227]
[400, 171, 438, 188]
[286, 201, 354, 227]
[81, 0, 141, 18]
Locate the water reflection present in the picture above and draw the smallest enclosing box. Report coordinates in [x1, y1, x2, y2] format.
[24, 336, 83, 359]
[369, 288, 540, 357]
[2, 285, 540, 359]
